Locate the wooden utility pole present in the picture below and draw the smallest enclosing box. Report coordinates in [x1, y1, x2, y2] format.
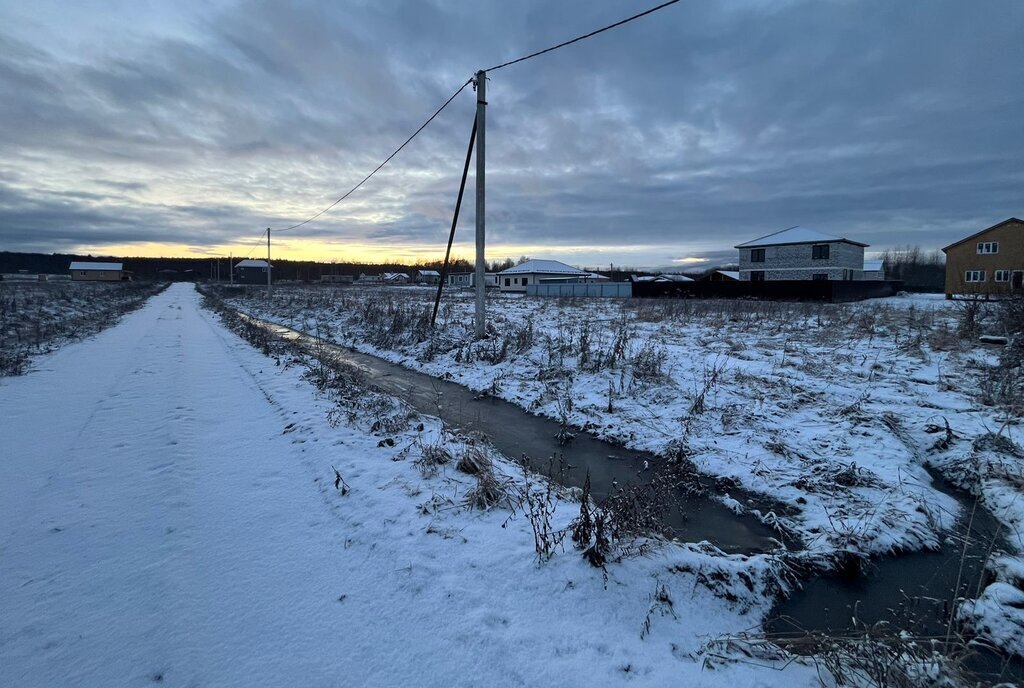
[474, 70, 487, 339]
[266, 228, 272, 297]
[229, 253, 233, 285]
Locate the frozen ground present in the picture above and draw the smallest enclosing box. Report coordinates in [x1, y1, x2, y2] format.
[0, 280, 164, 376]
[221, 284, 1024, 656]
[1, 284, 826, 687]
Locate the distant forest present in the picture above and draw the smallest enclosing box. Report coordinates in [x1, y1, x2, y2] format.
[1, 252, 496, 282]
[1, 248, 945, 289]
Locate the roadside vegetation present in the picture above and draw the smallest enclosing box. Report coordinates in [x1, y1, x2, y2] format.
[0, 281, 166, 376]
[209, 283, 1024, 684]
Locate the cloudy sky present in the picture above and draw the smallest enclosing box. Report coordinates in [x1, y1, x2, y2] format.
[1, 0, 1021, 268]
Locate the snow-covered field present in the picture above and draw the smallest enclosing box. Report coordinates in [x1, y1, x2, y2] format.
[0, 280, 165, 375]
[220, 284, 1024, 657]
[2, 284, 831, 687]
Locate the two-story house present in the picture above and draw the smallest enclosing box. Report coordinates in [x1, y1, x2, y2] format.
[736, 227, 868, 281]
[942, 217, 1024, 299]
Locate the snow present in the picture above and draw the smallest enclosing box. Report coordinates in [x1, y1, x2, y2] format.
[234, 259, 268, 268]
[735, 227, 867, 248]
[716, 271, 740, 280]
[68, 261, 123, 271]
[500, 260, 589, 275]
[0, 284, 824, 686]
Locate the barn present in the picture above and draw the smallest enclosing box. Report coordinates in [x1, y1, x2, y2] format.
[69, 261, 126, 282]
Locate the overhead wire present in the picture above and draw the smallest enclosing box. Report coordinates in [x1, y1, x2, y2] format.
[483, 0, 680, 72]
[241, 0, 681, 243]
[272, 78, 474, 233]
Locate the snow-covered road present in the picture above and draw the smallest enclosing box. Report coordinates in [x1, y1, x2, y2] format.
[1, 284, 819, 687]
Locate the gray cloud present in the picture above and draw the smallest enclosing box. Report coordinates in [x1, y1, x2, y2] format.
[0, 0, 1021, 264]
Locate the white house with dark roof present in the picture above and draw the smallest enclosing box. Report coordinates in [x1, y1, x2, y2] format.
[496, 260, 604, 293]
[735, 227, 869, 281]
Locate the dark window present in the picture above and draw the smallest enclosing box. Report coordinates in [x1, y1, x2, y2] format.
[522, 277, 528, 285]
[750, 248, 765, 263]
[750, 271, 765, 281]
[812, 245, 830, 260]
[504, 278, 510, 286]
[812, 273, 828, 281]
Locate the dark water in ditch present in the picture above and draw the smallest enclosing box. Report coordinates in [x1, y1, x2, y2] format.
[248, 317, 778, 554]
[247, 314, 1022, 680]
[769, 476, 1024, 681]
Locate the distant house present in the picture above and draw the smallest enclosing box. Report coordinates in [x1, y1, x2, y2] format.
[736, 227, 868, 281]
[357, 273, 384, 285]
[415, 269, 441, 285]
[69, 261, 126, 282]
[446, 272, 498, 288]
[862, 260, 885, 281]
[233, 259, 271, 285]
[497, 260, 601, 293]
[631, 274, 694, 283]
[383, 272, 410, 284]
[942, 217, 1024, 299]
[699, 270, 740, 282]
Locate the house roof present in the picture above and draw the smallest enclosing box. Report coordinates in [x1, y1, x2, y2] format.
[235, 259, 269, 268]
[417, 269, 440, 276]
[69, 261, 122, 271]
[941, 218, 1024, 252]
[736, 226, 868, 248]
[716, 270, 740, 280]
[863, 259, 883, 272]
[499, 259, 588, 275]
[383, 272, 409, 280]
[585, 272, 610, 280]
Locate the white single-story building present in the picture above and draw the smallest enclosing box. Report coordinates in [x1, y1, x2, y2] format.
[383, 272, 410, 284]
[497, 260, 604, 293]
[69, 261, 125, 282]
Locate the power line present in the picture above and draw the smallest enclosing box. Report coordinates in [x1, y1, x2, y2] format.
[256, 1, 680, 239]
[273, 78, 474, 233]
[484, 0, 680, 72]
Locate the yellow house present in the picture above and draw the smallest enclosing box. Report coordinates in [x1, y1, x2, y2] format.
[942, 218, 1024, 298]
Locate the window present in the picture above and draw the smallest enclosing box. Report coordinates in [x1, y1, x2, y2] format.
[750, 271, 765, 281]
[812, 273, 829, 281]
[995, 270, 1011, 282]
[812, 244, 830, 260]
[750, 248, 765, 263]
[977, 241, 999, 254]
[965, 270, 986, 282]
[522, 277, 528, 285]
[504, 278, 510, 286]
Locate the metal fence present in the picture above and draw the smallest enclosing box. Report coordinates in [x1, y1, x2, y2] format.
[630, 280, 904, 303]
[526, 282, 633, 298]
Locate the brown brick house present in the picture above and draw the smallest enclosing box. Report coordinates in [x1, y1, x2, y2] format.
[942, 218, 1024, 298]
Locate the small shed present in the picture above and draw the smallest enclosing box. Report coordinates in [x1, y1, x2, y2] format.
[234, 259, 271, 285]
[70, 261, 125, 282]
[862, 260, 885, 281]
